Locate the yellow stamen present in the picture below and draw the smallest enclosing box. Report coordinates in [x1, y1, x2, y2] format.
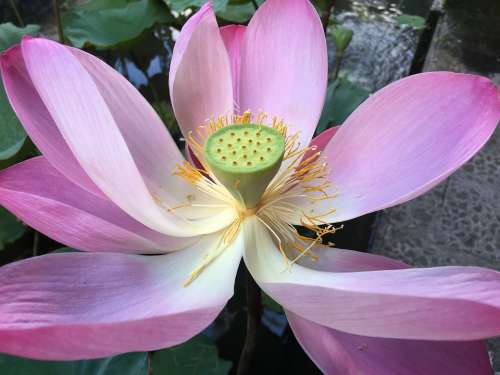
[171, 111, 340, 284]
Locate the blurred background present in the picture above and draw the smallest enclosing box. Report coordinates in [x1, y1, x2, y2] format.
[0, 0, 499, 373]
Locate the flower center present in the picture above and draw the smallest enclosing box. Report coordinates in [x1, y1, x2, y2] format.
[172, 112, 341, 286]
[204, 124, 285, 208]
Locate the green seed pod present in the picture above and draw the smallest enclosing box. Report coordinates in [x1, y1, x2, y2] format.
[204, 124, 285, 208]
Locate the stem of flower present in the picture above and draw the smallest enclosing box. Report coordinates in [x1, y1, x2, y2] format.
[236, 266, 262, 375]
[319, 0, 336, 33]
[331, 50, 344, 81]
[8, 0, 24, 27]
[32, 231, 39, 257]
[52, 0, 65, 43]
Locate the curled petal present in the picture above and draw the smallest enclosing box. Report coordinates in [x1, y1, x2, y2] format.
[287, 311, 492, 375]
[0, 157, 195, 253]
[19, 37, 231, 236]
[240, 0, 328, 147]
[0, 232, 243, 360]
[243, 216, 500, 341]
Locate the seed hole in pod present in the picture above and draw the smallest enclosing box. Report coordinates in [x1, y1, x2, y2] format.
[230, 132, 235, 136]
[232, 150, 236, 155]
[257, 141, 261, 146]
[244, 131, 249, 135]
[256, 132, 261, 137]
[237, 138, 241, 142]
[247, 161, 252, 166]
[219, 138, 224, 143]
[228, 144, 232, 148]
[217, 148, 221, 153]
[222, 156, 226, 160]
[233, 161, 238, 166]
[243, 155, 248, 159]
[248, 139, 253, 143]
[260, 156, 264, 161]
[242, 145, 247, 149]
[253, 150, 257, 154]
[266, 137, 272, 142]
[267, 147, 272, 152]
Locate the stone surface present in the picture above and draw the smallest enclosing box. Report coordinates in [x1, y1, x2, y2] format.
[334, 1, 426, 92]
[370, 0, 500, 370]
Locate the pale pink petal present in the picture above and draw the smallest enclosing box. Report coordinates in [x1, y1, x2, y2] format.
[168, 2, 210, 95]
[0, 232, 243, 360]
[287, 311, 492, 375]
[0, 44, 101, 196]
[243, 217, 500, 341]
[69, 47, 200, 209]
[240, 0, 328, 147]
[0, 157, 195, 253]
[169, 3, 233, 138]
[220, 25, 246, 110]
[21, 37, 233, 236]
[315, 72, 500, 223]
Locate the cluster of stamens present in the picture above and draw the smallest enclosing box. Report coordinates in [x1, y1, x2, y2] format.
[172, 111, 340, 285]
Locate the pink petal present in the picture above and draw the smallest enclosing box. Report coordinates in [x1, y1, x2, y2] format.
[239, 0, 328, 147]
[304, 125, 340, 160]
[243, 217, 500, 341]
[0, 44, 101, 196]
[317, 72, 500, 223]
[20, 37, 232, 236]
[287, 311, 492, 375]
[220, 25, 246, 111]
[285, 241, 490, 374]
[0, 157, 194, 253]
[0, 232, 243, 360]
[169, 3, 233, 139]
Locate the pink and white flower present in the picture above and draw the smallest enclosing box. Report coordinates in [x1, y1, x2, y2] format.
[0, 0, 499, 372]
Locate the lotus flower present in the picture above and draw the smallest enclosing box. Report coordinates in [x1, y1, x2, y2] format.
[0, 0, 500, 373]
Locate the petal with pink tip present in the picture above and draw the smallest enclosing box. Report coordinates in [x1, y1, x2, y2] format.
[20, 37, 233, 236]
[220, 25, 246, 110]
[0, 157, 195, 253]
[315, 72, 500, 223]
[240, 0, 328, 147]
[287, 311, 492, 375]
[0, 232, 243, 360]
[169, 3, 233, 138]
[243, 216, 500, 341]
[0, 44, 101, 196]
